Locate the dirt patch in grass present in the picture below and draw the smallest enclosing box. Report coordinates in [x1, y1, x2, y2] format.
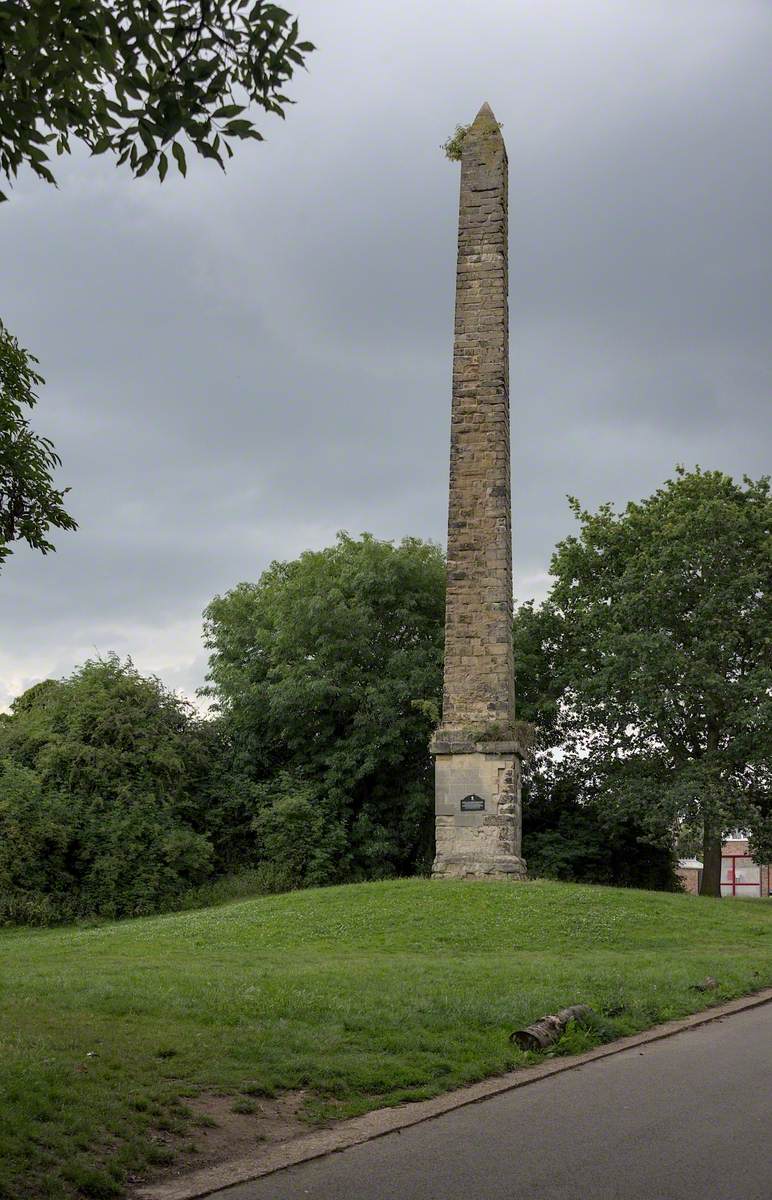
[132, 1090, 312, 1194]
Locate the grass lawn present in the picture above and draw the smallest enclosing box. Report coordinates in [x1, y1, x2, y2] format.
[1, 878, 771, 1199]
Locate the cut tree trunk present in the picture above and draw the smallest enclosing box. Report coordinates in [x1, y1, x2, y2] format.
[701, 827, 723, 898]
[510, 1005, 593, 1052]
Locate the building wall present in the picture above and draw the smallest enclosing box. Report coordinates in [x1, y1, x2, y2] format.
[677, 866, 702, 895]
[721, 838, 771, 898]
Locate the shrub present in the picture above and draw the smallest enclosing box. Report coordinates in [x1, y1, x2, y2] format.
[251, 775, 350, 887]
[0, 657, 217, 921]
[522, 784, 679, 891]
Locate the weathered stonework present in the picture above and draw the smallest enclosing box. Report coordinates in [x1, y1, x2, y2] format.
[432, 103, 529, 882]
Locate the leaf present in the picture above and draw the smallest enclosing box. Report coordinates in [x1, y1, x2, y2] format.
[2, 0, 315, 188]
[224, 119, 254, 135]
[139, 124, 156, 154]
[198, 142, 224, 169]
[135, 153, 155, 178]
[213, 104, 245, 119]
[171, 141, 186, 177]
[158, 151, 168, 182]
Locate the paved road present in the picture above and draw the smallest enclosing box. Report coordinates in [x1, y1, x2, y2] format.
[216, 1003, 772, 1200]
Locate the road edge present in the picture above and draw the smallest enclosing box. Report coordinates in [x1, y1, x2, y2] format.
[136, 986, 772, 1200]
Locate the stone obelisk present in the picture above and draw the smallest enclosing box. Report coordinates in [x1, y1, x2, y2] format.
[431, 103, 530, 880]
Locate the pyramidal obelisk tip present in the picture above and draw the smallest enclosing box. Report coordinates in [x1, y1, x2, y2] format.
[470, 101, 502, 136]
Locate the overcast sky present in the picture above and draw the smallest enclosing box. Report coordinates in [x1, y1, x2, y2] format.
[1, 0, 770, 708]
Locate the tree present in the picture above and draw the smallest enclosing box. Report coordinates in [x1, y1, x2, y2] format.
[0, 320, 76, 570]
[203, 532, 446, 881]
[0, 0, 314, 197]
[541, 467, 771, 897]
[0, 655, 219, 921]
[513, 601, 679, 891]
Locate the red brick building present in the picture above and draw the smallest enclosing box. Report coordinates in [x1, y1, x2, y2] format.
[677, 838, 771, 897]
[720, 837, 771, 898]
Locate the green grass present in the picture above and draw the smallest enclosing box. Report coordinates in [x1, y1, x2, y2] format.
[1, 879, 770, 1199]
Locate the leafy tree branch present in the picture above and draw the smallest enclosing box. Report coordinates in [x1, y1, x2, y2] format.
[0, 0, 315, 197]
[0, 321, 77, 570]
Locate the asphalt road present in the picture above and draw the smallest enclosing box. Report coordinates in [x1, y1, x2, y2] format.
[216, 1003, 772, 1200]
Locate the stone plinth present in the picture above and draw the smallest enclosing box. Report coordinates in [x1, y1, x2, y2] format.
[431, 729, 531, 880]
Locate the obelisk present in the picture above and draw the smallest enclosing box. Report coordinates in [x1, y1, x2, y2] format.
[431, 103, 530, 880]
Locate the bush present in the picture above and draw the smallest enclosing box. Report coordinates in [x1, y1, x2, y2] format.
[251, 774, 350, 888]
[0, 656, 218, 922]
[172, 865, 297, 913]
[522, 783, 679, 891]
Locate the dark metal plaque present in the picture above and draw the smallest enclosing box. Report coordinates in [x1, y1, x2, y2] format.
[460, 794, 485, 812]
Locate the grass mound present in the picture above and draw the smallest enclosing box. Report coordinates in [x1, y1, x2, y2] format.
[1, 878, 770, 1198]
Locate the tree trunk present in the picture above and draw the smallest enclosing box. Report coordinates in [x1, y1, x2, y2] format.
[701, 722, 723, 898]
[701, 827, 722, 898]
[510, 1005, 593, 1051]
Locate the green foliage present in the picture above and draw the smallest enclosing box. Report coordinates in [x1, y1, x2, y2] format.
[442, 123, 471, 161]
[203, 532, 446, 882]
[541, 467, 772, 887]
[0, 320, 76, 570]
[514, 598, 679, 890]
[523, 783, 680, 891]
[0, 0, 315, 198]
[251, 772, 350, 886]
[175, 862, 295, 908]
[0, 656, 219, 922]
[442, 118, 502, 161]
[9, 467, 765, 922]
[513, 599, 563, 740]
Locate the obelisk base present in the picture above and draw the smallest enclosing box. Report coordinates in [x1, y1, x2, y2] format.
[430, 734, 530, 881]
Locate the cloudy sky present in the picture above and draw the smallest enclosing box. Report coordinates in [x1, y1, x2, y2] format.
[1, 0, 770, 708]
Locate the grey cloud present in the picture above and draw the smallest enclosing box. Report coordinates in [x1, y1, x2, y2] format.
[1, 0, 770, 708]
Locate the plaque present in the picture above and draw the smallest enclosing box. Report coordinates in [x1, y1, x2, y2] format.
[460, 794, 485, 812]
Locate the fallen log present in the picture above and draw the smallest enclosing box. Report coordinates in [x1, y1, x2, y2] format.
[509, 1004, 594, 1052]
